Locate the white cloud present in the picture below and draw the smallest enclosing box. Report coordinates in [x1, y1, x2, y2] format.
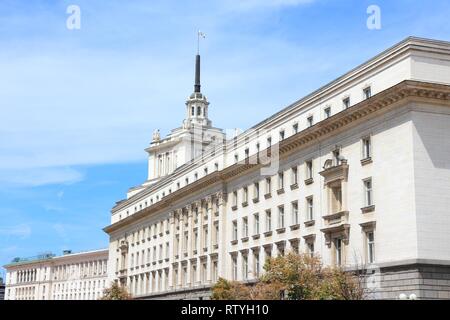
[0, 224, 31, 239]
[0, 167, 84, 187]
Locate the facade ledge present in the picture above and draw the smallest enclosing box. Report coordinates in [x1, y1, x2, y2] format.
[213, 244, 218, 250]
[263, 231, 273, 237]
[276, 227, 286, 234]
[304, 220, 315, 227]
[241, 237, 249, 242]
[323, 210, 349, 226]
[230, 240, 238, 245]
[319, 160, 349, 184]
[252, 198, 259, 204]
[304, 178, 314, 185]
[290, 183, 299, 190]
[242, 201, 249, 207]
[231, 205, 238, 211]
[276, 188, 285, 195]
[252, 234, 260, 240]
[264, 193, 272, 199]
[290, 224, 300, 231]
[320, 223, 350, 246]
[361, 205, 375, 214]
[360, 157, 373, 166]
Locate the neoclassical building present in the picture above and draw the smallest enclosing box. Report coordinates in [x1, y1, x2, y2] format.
[3, 249, 108, 300]
[104, 36, 450, 300]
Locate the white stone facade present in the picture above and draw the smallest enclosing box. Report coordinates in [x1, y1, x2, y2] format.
[3, 249, 108, 300]
[102, 37, 450, 299]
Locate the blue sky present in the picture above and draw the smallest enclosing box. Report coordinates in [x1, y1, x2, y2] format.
[1, 0, 449, 276]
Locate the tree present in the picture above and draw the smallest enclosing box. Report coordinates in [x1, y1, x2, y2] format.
[99, 282, 133, 300]
[211, 252, 366, 300]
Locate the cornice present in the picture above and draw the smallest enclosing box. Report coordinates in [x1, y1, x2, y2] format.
[104, 80, 450, 235]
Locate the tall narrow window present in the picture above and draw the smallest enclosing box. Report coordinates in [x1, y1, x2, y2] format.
[242, 255, 248, 280]
[291, 201, 299, 225]
[364, 178, 373, 207]
[254, 182, 260, 200]
[278, 172, 284, 190]
[232, 191, 238, 207]
[367, 231, 375, 264]
[306, 160, 313, 180]
[265, 210, 272, 232]
[254, 252, 260, 277]
[291, 166, 298, 185]
[232, 255, 238, 280]
[279, 130, 285, 141]
[324, 106, 331, 119]
[254, 213, 260, 234]
[243, 217, 248, 237]
[307, 116, 314, 127]
[335, 238, 342, 266]
[306, 197, 314, 221]
[278, 206, 285, 228]
[364, 87, 372, 99]
[292, 123, 298, 134]
[362, 137, 372, 159]
[265, 177, 271, 195]
[267, 137, 272, 148]
[243, 187, 248, 203]
[343, 97, 350, 109]
[232, 221, 238, 241]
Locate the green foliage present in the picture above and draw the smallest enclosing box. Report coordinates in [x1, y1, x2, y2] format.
[99, 282, 133, 300]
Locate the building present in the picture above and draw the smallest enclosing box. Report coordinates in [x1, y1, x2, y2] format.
[102, 36, 449, 300]
[3, 249, 108, 300]
[0, 277, 5, 300]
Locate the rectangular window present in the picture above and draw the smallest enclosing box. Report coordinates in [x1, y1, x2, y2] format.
[232, 256, 238, 281]
[204, 167, 208, 176]
[291, 201, 299, 225]
[278, 206, 285, 228]
[245, 148, 249, 159]
[193, 230, 198, 250]
[254, 252, 260, 278]
[242, 255, 248, 280]
[232, 191, 238, 207]
[364, 178, 373, 206]
[254, 213, 260, 234]
[306, 160, 313, 179]
[213, 222, 219, 245]
[362, 136, 371, 159]
[278, 172, 284, 190]
[254, 182, 259, 200]
[367, 231, 375, 264]
[324, 106, 331, 119]
[279, 130, 285, 141]
[265, 210, 272, 231]
[291, 166, 298, 185]
[364, 87, 372, 99]
[232, 220, 238, 241]
[335, 238, 342, 266]
[203, 226, 208, 248]
[243, 217, 248, 237]
[343, 97, 350, 109]
[307, 116, 314, 127]
[267, 137, 272, 148]
[234, 154, 238, 163]
[292, 123, 298, 134]
[243, 187, 248, 203]
[265, 177, 271, 194]
[306, 196, 314, 221]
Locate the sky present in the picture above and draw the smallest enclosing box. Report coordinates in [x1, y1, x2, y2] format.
[0, 0, 449, 276]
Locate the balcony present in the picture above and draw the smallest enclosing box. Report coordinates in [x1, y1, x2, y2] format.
[319, 159, 348, 184]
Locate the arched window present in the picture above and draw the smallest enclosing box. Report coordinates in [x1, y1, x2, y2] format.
[191, 106, 195, 116]
[197, 106, 201, 116]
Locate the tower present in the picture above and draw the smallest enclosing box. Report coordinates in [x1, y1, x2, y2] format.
[183, 54, 211, 128]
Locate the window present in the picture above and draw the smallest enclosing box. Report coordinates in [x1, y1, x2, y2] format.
[324, 106, 331, 119]
[307, 242, 314, 257]
[307, 116, 314, 127]
[254, 182, 260, 200]
[215, 162, 219, 171]
[185, 178, 189, 185]
[362, 136, 371, 159]
[265, 177, 271, 194]
[292, 123, 298, 134]
[267, 136, 272, 148]
[242, 255, 248, 280]
[364, 178, 373, 206]
[193, 230, 198, 250]
[243, 187, 248, 203]
[279, 130, 285, 141]
[278, 206, 285, 228]
[213, 223, 219, 245]
[254, 252, 260, 277]
[197, 106, 201, 116]
[306, 160, 313, 179]
[165, 243, 170, 259]
[306, 197, 314, 221]
[212, 261, 218, 282]
[194, 172, 198, 181]
[204, 167, 208, 176]
[278, 172, 284, 190]
[243, 217, 248, 237]
[191, 106, 195, 116]
[232, 220, 238, 241]
[254, 213, 260, 234]
[367, 231, 375, 264]
[232, 256, 238, 280]
[334, 238, 342, 266]
[245, 148, 249, 160]
[203, 225, 208, 248]
[265, 210, 272, 231]
[232, 191, 238, 207]
[343, 97, 350, 109]
[291, 201, 299, 225]
[234, 154, 239, 163]
[291, 166, 298, 185]
[364, 86, 372, 99]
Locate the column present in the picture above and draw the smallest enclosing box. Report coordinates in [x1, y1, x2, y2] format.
[206, 197, 213, 283]
[216, 191, 228, 279]
[168, 211, 175, 289]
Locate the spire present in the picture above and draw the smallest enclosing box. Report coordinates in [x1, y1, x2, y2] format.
[194, 54, 201, 93]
